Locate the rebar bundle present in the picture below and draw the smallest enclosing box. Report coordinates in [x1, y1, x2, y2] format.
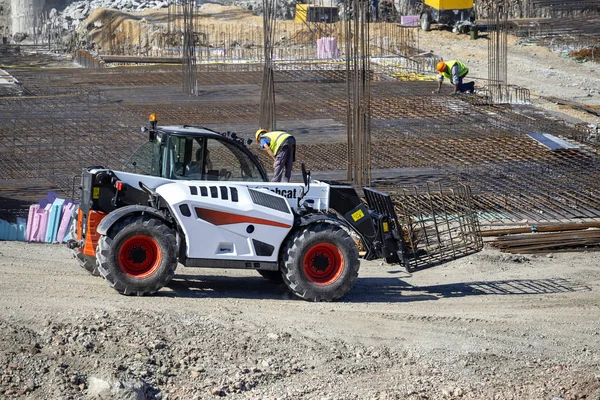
[345, 0, 372, 186]
[181, 0, 197, 96]
[259, 0, 277, 131]
[487, 0, 509, 103]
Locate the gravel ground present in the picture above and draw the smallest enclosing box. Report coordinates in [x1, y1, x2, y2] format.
[1, 18, 600, 400]
[1, 241, 599, 399]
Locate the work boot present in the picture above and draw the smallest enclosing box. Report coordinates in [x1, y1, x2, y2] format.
[464, 81, 475, 93]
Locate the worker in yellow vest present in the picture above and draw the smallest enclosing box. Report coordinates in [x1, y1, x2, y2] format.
[434, 60, 475, 95]
[256, 129, 297, 182]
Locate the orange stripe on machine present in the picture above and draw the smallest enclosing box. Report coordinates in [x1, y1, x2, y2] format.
[195, 208, 291, 228]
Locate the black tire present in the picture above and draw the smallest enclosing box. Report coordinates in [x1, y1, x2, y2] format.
[74, 251, 100, 276]
[70, 210, 100, 276]
[420, 12, 431, 31]
[257, 270, 284, 283]
[96, 216, 178, 296]
[281, 223, 360, 302]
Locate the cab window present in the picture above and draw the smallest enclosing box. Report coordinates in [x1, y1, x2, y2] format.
[124, 133, 265, 182]
[122, 140, 161, 176]
[206, 138, 263, 181]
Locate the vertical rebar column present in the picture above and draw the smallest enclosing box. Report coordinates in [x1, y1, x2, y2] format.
[109, 14, 114, 55]
[182, 0, 197, 96]
[345, 0, 371, 186]
[259, 0, 277, 131]
[487, 0, 509, 103]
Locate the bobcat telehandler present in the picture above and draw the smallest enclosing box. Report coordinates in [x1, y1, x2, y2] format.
[68, 115, 407, 302]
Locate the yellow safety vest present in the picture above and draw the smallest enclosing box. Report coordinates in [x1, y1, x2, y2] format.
[262, 131, 291, 155]
[442, 60, 469, 81]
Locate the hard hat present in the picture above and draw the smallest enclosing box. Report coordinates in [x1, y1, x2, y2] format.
[436, 61, 447, 73]
[255, 129, 267, 141]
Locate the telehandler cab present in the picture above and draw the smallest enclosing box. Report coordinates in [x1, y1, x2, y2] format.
[68, 115, 407, 301]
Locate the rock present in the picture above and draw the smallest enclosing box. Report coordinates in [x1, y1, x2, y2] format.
[87, 376, 113, 398]
[87, 376, 148, 400]
[12, 33, 28, 43]
[25, 380, 36, 392]
[72, 11, 86, 20]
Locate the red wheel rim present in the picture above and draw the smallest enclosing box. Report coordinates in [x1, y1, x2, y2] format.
[302, 242, 344, 285]
[118, 235, 162, 278]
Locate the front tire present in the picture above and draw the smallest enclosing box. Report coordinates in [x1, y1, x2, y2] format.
[420, 12, 431, 31]
[281, 223, 360, 302]
[96, 216, 177, 296]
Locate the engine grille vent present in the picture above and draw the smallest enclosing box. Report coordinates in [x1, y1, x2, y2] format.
[248, 189, 290, 214]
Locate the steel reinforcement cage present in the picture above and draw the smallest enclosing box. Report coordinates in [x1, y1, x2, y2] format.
[390, 182, 483, 271]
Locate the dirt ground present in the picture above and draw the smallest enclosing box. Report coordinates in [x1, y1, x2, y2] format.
[1, 241, 599, 399]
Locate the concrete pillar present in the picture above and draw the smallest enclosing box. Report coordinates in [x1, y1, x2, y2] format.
[11, 0, 45, 34]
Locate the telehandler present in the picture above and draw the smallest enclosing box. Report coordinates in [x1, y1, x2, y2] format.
[68, 115, 410, 301]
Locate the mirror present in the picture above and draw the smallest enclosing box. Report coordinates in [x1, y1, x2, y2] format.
[301, 163, 308, 186]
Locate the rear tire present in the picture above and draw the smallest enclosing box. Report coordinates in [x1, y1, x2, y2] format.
[281, 223, 359, 302]
[70, 210, 100, 277]
[96, 216, 177, 296]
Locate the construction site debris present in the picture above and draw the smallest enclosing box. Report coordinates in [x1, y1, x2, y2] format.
[569, 45, 600, 63]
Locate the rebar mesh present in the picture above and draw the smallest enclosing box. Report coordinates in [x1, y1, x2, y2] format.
[1, 51, 600, 226]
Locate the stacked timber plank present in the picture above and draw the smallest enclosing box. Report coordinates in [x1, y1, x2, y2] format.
[484, 222, 600, 254]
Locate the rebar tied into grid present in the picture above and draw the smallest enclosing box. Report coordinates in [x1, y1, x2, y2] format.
[259, 0, 277, 131]
[487, 0, 509, 103]
[2, 54, 600, 225]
